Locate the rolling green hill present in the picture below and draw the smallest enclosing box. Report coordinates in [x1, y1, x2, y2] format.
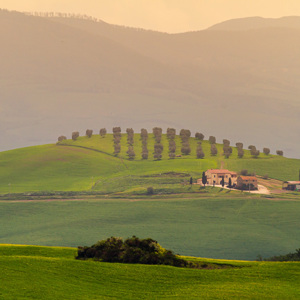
[0, 244, 300, 299]
[0, 196, 300, 260]
[0, 134, 299, 194]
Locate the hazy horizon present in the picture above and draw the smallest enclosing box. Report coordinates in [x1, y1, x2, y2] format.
[1, 0, 300, 32]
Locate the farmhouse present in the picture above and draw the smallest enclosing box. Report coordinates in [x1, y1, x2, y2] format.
[282, 181, 300, 191]
[205, 169, 237, 186]
[236, 176, 258, 190]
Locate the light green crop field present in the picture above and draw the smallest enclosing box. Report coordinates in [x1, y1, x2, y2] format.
[0, 197, 300, 260]
[0, 134, 299, 194]
[0, 244, 300, 299]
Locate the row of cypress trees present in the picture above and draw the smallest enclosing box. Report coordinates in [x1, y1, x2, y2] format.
[58, 128, 283, 159]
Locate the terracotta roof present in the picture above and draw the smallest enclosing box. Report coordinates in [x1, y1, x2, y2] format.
[207, 169, 237, 175]
[239, 176, 257, 181]
[285, 181, 300, 184]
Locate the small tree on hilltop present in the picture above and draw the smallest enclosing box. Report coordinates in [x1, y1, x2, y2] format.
[154, 143, 163, 160]
[99, 128, 107, 137]
[209, 136, 216, 144]
[141, 128, 148, 140]
[251, 147, 260, 158]
[263, 148, 270, 155]
[86, 129, 93, 138]
[211, 144, 218, 156]
[113, 136, 121, 144]
[223, 145, 232, 158]
[181, 143, 191, 155]
[142, 145, 148, 160]
[223, 139, 230, 146]
[57, 135, 67, 142]
[72, 131, 79, 141]
[126, 128, 134, 145]
[238, 148, 244, 158]
[195, 132, 204, 140]
[276, 150, 284, 156]
[152, 127, 162, 140]
[167, 128, 176, 140]
[113, 127, 122, 138]
[196, 144, 205, 159]
[169, 140, 176, 153]
[236, 142, 243, 149]
[180, 129, 191, 143]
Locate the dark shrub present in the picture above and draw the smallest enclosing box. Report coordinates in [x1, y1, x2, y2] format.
[76, 236, 188, 267]
[147, 187, 154, 195]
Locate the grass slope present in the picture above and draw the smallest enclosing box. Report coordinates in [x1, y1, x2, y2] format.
[0, 134, 299, 194]
[0, 197, 300, 260]
[1, 244, 300, 299]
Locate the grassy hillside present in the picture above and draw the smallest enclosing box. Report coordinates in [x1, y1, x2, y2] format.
[0, 134, 299, 194]
[0, 244, 300, 299]
[0, 197, 300, 260]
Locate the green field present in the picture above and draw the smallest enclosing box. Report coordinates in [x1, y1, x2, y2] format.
[1, 244, 300, 299]
[0, 196, 299, 260]
[0, 133, 299, 194]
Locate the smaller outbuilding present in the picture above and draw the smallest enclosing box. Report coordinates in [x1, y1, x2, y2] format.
[282, 181, 300, 191]
[236, 176, 258, 190]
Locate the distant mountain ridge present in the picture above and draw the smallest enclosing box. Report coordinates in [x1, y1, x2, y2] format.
[207, 16, 300, 31]
[0, 10, 299, 158]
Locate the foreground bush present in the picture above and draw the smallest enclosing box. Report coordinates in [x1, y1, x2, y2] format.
[76, 236, 188, 267]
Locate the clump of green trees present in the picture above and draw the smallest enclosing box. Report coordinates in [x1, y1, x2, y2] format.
[262, 247, 300, 261]
[76, 236, 188, 267]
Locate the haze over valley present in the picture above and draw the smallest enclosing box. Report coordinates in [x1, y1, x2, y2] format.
[0, 10, 299, 158]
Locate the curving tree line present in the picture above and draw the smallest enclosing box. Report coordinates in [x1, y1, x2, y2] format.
[57, 128, 283, 159]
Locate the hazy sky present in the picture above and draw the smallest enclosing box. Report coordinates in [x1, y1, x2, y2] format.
[1, 0, 300, 32]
